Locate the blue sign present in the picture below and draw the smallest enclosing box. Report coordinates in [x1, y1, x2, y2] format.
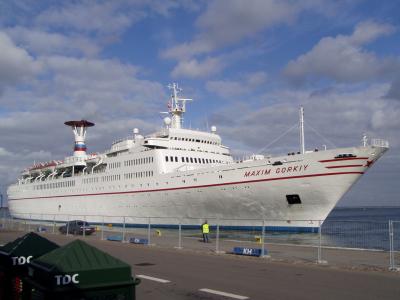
[129, 237, 149, 245]
[233, 247, 265, 257]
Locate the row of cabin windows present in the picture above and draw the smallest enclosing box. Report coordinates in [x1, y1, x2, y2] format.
[124, 171, 154, 179]
[83, 177, 99, 184]
[124, 157, 153, 167]
[34, 180, 75, 190]
[170, 136, 219, 145]
[165, 156, 222, 164]
[102, 174, 121, 182]
[109, 162, 121, 169]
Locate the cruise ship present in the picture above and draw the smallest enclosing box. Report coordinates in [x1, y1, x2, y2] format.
[7, 83, 389, 230]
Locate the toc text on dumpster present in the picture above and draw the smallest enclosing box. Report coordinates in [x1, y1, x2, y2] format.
[55, 274, 80, 285]
[11, 256, 33, 265]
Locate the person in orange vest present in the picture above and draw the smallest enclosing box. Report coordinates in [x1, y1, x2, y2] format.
[201, 220, 210, 243]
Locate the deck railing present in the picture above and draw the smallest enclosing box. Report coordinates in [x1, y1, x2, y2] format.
[371, 138, 389, 148]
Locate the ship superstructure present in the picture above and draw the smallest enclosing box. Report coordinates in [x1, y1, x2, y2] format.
[7, 83, 389, 230]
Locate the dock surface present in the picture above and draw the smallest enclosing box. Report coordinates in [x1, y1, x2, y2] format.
[1, 230, 399, 300]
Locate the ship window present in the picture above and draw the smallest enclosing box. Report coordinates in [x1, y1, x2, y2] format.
[194, 158, 198, 163]
[175, 156, 178, 162]
[202, 158, 205, 164]
[165, 156, 168, 162]
[286, 194, 302, 205]
[190, 158, 193, 163]
[181, 157, 184, 162]
[170, 156, 173, 162]
[186, 157, 189, 163]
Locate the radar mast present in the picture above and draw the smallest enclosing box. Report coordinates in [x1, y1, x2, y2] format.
[167, 83, 192, 129]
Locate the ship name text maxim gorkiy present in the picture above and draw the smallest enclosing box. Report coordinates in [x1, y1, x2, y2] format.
[7, 83, 389, 230]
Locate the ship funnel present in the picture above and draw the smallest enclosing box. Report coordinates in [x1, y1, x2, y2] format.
[64, 120, 95, 157]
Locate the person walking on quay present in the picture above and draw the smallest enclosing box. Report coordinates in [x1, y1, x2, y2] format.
[201, 220, 210, 243]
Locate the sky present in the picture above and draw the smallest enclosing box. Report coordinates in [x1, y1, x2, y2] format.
[0, 0, 399, 207]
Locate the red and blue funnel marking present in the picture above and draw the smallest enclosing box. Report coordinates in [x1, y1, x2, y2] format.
[74, 142, 87, 152]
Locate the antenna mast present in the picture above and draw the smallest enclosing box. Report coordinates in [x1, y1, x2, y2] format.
[299, 106, 305, 154]
[167, 83, 192, 129]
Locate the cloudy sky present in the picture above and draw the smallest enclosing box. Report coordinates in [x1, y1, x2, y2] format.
[0, 0, 399, 207]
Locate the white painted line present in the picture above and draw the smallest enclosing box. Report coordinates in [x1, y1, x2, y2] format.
[137, 274, 171, 283]
[199, 288, 249, 299]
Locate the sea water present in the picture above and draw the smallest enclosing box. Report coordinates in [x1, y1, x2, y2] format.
[321, 207, 400, 250]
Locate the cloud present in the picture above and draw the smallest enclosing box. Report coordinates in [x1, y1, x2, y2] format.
[0, 147, 13, 157]
[206, 80, 246, 99]
[0, 31, 41, 90]
[162, 0, 334, 79]
[246, 71, 268, 87]
[163, 0, 303, 60]
[384, 77, 400, 101]
[33, 0, 193, 38]
[206, 71, 268, 99]
[6, 27, 100, 56]
[171, 57, 224, 78]
[35, 1, 141, 36]
[283, 21, 397, 84]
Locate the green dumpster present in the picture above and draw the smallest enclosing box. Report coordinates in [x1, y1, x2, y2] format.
[0, 232, 59, 300]
[25, 239, 140, 300]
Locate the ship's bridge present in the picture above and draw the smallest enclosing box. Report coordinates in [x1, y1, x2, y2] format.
[144, 127, 230, 155]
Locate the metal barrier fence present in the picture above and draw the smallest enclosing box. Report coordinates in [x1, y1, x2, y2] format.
[1, 214, 399, 271]
[390, 221, 400, 271]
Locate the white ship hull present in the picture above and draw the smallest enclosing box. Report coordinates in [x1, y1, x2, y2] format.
[7, 145, 387, 231]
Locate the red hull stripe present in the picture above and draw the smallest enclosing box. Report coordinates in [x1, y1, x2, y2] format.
[9, 171, 364, 201]
[319, 157, 369, 163]
[326, 165, 364, 169]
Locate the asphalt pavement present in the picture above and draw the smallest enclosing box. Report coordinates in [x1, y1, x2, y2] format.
[1, 230, 399, 300]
